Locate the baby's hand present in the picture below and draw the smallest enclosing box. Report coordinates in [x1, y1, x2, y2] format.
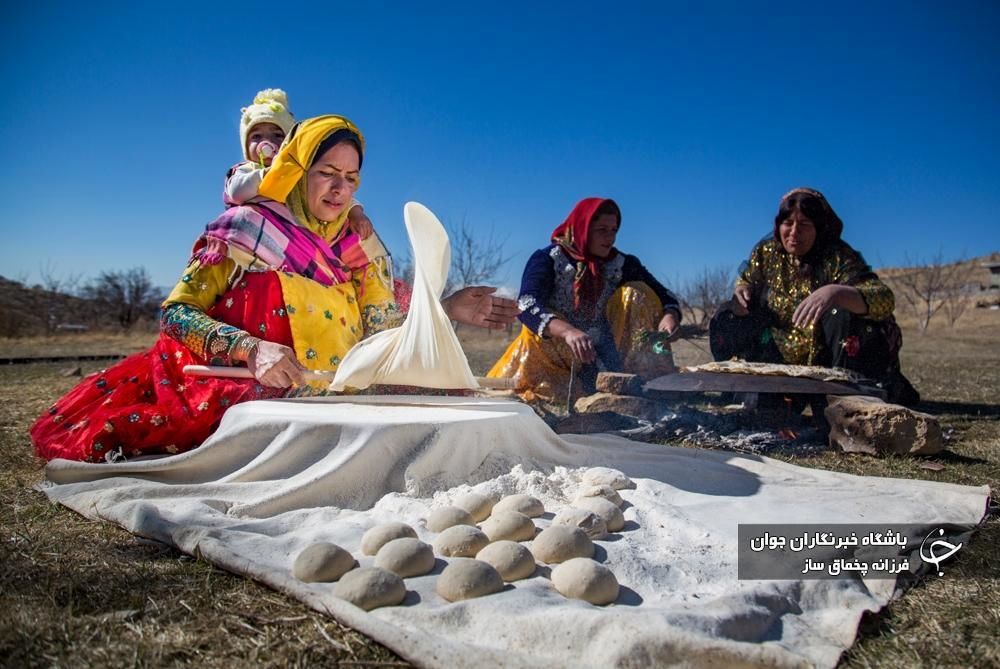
[348, 209, 374, 239]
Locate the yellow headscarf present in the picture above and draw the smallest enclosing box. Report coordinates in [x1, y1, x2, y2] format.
[259, 115, 366, 242]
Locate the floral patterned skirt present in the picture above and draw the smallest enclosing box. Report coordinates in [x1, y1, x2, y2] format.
[31, 276, 416, 462]
[486, 282, 676, 403]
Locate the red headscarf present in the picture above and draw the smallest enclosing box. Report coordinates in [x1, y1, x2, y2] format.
[550, 197, 621, 317]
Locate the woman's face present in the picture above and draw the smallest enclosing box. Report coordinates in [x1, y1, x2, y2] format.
[586, 213, 620, 258]
[306, 141, 360, 221]
[779, 211, 817, 256]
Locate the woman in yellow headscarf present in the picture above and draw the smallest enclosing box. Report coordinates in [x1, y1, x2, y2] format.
[31, 115, 515, 462]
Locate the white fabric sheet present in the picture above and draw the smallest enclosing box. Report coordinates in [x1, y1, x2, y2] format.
[330, 202, 477, 391]
[41, 396, 988, 669]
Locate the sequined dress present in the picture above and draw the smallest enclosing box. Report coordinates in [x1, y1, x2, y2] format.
[734, 238, 894, 365]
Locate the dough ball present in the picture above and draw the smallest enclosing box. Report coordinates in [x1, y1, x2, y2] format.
[292, 542, 356, 582]
[433, 525, 490, 557]
[551, 558, 619, 605]
[573, 497, 625, 532]
[493, 494, 545, 518]
[575, 484, 623, 508]
[531, 526, 594, 564]
[454, 492, 495, 522]
[436, 559, 504, 601]
[581, 467, 634, 490]
[360, 522, 417, 556]
[480, 510, 536, 542]
[333, 567, 406, 610]
[551, 507, 608, 539]
[374, 537, 435, 578]
[426, 506, 475, 532]
[476, 540, 536, 582]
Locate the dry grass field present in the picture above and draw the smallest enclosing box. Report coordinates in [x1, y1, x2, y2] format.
[1, 309, 997, 668]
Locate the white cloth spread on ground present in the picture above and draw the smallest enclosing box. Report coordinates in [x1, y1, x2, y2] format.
[41, 396, 988, 669]
[329, 202, 477, 391]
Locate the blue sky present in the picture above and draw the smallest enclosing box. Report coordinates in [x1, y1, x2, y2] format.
[2, 1, 998, 294]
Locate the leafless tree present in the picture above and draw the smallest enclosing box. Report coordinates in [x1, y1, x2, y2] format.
[445, 217, 513, 295]
[38, 260, 83, 295]
[887, 251, 970, 333]
[940, 257, 979, 328]
[678, 265, 735, 330]
[81, 267, 164, 330]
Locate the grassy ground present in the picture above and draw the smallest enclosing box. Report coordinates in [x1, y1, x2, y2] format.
[1, 312, 997, 668]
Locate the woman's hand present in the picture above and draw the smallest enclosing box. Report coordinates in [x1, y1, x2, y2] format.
[442, 286, 518, 329]
[560, 326, 596, 363]
[792, 284, 865, 328]
[247, 340, 308, 388]
[732, 284, 753, 316]
[657, 310, 681, 341]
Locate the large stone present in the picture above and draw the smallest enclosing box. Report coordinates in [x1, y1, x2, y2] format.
[824, 395, 943, 455]
[595, 372, 643, 397]
[574, 392, 663, 422]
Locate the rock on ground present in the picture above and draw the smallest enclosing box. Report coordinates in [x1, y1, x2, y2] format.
[825, 395, 943, 455]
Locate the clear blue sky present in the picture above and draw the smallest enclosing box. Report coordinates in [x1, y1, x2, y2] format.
[2, 1, 998, 294]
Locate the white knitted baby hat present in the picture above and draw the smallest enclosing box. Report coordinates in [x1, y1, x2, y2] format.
[239, 88, 296, 160]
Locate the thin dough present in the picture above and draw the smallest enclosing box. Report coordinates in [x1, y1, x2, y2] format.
[330, 202, 477, 391]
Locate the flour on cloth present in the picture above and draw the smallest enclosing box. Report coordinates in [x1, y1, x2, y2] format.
[330, 202, 477, 391]
[40, 396, 989, 669]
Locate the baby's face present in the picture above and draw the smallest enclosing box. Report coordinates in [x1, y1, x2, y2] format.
[247, 123, 286, 165]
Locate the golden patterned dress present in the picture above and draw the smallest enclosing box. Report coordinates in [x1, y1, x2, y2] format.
[733, 238, 894, 365]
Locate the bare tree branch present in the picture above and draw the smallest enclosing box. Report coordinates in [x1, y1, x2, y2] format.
[885, 250, 969, 333]
[38, 260, 83, 295]
[445, 216, 513, 294]
[677, 265, 735, 330]
[80, 267, 164, 330]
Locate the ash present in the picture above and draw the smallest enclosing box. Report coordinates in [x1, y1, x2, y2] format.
[621, 405, 831, 456]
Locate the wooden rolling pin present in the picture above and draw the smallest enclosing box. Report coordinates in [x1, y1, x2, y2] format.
[182, 365, 515, 390]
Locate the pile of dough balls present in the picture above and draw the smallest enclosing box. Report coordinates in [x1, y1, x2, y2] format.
[291, 467, 634, 610]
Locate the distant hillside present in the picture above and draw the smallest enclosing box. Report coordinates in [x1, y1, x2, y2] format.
[877, 251, 1000, 288]
[0, 276, 161, 337]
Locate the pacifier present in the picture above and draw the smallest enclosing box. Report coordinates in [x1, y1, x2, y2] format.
[256, 141, 278, 165]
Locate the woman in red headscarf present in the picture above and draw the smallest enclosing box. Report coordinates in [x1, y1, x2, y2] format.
[487, 198, 681, 402]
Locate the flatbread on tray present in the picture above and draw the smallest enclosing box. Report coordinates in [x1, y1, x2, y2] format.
[685, 360, 863, 383]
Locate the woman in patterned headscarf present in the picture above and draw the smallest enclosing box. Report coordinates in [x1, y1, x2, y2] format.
[31, 115, 516, 462]
[710, 187, 919, 405]
[487, 197, 682, 402]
